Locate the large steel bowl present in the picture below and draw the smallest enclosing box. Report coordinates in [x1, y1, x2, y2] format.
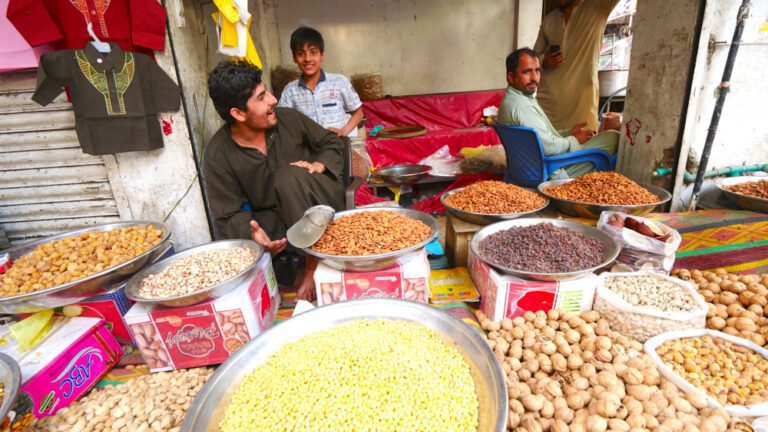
[0, 353, 21, 423]
[125, 240, 264, 308]
[303, 208, 438, 271]
[374, 164, 432, 184]
[538, 179, 671, 219]
[182, 299, 507, 432]
[470, 218, 620, 281]
[0, 221, 171, 314]
[716, 176, 768, 214]
[441, 187, 550, 225]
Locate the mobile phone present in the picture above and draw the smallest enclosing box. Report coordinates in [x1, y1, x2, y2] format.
[549, 45, 560, 53]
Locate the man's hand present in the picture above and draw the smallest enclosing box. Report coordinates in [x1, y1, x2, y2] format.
[543, 50, 565, 70]
[327, 127, 344, 136]
[250, 220, 287, 255]
[290, 160, 326, 174]
[571, 122, 596, 144]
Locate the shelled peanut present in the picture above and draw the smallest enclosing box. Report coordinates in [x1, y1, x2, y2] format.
[673, 269, 768, 347]
[476, 309, 733, 432]
[657, 335, 768, 406]
[29, 367, 213, 432]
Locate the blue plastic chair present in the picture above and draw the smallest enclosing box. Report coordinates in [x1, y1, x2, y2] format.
[492, 123, 614, 188]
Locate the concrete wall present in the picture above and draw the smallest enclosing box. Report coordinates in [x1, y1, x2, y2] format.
[615, 0, 701, 188]
[271, 0, 517, 95]
[683, 0, 768, 169]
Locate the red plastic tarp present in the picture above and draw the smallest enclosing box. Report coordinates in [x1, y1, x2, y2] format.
[363, 90, 504, 167]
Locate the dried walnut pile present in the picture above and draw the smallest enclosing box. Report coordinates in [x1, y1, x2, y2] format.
[479, 223, 605, 273]
[674, 268, 768, 348]
[0, 226, 164, 297]
[138, 247, 256, 298]
[545, 172, 659, 205]
[310, 211, 432, 256]
[477, 309, 734, 432]
[725, 179, 768, 200]
[444, 180, 547, 214]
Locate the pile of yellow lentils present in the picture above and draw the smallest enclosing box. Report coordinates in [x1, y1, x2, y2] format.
[220, 320, 479, 432]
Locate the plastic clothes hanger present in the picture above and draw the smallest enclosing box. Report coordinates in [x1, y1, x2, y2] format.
[87, 23, 111, 53]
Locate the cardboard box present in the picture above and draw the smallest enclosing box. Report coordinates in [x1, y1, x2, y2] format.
[429, 267, 480, 304]
[468, 248, 597, 321]
[124, 252, 279, 372]
[3, 318, 122, 429]
[315, 249, 431, 306]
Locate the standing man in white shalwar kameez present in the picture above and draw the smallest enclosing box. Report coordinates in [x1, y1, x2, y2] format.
[534, 0, 619, 132]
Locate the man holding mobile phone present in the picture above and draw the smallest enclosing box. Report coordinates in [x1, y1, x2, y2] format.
[533, 0, 619, 132]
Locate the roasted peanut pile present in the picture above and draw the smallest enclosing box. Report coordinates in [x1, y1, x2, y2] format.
[138, 247, 256, 298]
[657, 335, 768, 406]
[725, 179, 768, 200]
[444, 180, 547, 214]
[478, 309, 733, 432]
[310, 211, 432, 256]
[544, 172, 659, 205]
[479, 223, 605, 273]
[674, 269, 768, 348]
[605, 275, 701, 313]
[29, 367, 213, 432]
[0, 226, 164, 297]
[220, 320, 478, 432]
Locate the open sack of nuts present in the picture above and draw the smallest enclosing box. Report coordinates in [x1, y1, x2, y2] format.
[644, 328, 768, 418]
[594, 272, 708, 342]
[598, 212, 681, 274]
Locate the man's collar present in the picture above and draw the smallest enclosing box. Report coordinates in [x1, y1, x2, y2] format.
[82, 43, 125, 72]
[298, 70, 326, 89]
[507, 85, 535, 99]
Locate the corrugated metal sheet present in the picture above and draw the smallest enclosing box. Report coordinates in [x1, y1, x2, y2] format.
[0, 71, 121, 244]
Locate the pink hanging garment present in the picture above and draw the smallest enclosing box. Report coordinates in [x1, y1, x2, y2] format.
[1, 0, 52, 72]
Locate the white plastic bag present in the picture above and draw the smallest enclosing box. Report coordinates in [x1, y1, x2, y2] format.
[419, 145, 462, 177]
[644, 328, 768, 418]
[597, 212, 681, 274]
[593, 271, 707, 342]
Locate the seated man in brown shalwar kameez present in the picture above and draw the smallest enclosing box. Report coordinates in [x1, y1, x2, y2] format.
[204, 60, 345, 301]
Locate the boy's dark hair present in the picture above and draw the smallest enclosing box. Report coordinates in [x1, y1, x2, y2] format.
[207, 61, 262, 125]
[506, 48, 539, 74]
[290, 27, 324, 54]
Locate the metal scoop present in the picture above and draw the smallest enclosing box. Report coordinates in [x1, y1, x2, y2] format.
[286, 205, 336, 249]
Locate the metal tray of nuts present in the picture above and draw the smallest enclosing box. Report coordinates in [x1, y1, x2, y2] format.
[0, 353, 21, 423]
[440, 186, 550, 225]
[302, 208, 439, 271]
[470, 218, 620, 281]
[0, 221, 171, 314]
[538, 179, 671, 219]
[124, 240, 264, 308]
[183, 299, 507, 432]
[716, 176, 768, 214]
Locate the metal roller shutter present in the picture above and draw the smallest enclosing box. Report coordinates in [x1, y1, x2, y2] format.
[0, 71, 123, 244]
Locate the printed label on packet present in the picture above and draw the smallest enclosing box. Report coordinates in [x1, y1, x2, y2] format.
[342, 269, 403, 301]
